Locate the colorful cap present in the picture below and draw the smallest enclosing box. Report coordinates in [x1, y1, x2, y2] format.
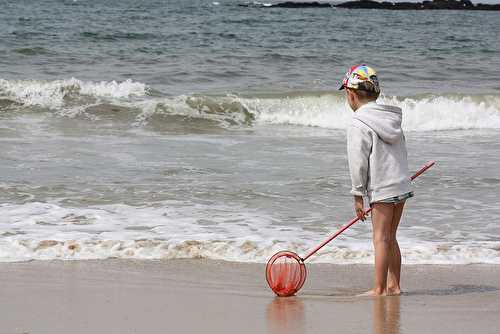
[339, 64, 380, 93]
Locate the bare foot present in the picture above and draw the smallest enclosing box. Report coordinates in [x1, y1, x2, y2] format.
[386, 288, 401, 296]
[356, 289, 386, 297]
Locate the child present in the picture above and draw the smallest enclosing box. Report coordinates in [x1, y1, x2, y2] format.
[340, 64, 412, 296]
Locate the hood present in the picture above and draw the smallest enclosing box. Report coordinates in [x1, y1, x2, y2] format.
[353, 102, 403, 144]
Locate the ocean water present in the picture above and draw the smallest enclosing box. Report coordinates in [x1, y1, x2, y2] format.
[1, 0, 499, 264]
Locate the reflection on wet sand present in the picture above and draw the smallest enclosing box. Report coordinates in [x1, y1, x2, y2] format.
[373, 296, 401, 334]
[266, 294, 400, 334]
[266, 297, 305, 334]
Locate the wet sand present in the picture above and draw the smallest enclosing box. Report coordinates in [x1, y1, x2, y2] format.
[1, 260, 499, 334]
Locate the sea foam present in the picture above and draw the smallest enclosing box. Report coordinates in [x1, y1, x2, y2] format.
[1, 202, 499, 264]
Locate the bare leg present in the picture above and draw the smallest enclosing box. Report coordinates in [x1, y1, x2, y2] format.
[364, 203, 395, 296]
[387, 202, 405, 295]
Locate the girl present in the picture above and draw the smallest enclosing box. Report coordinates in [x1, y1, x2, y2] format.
[340, 64, 412, 296]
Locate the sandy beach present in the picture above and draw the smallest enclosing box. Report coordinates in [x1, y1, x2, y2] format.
[0, 260, 498, 334]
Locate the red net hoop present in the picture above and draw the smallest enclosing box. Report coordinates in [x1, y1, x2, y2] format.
[266, 251, 307, 297]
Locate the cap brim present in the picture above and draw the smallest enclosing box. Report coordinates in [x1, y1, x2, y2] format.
[338, 84, 345, 90]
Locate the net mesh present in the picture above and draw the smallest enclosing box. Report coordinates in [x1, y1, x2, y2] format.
[266, 251, 307, 297]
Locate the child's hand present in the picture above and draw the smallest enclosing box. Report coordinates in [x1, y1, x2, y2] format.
[354, 196, 368, 221]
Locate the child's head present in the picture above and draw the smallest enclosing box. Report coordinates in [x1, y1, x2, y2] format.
[339, 64, 380, 111]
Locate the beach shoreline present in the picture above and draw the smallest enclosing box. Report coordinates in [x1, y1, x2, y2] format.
[1, 259, 499, 334]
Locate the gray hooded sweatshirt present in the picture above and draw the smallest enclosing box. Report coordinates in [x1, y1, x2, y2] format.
[347, 101, 411, 203]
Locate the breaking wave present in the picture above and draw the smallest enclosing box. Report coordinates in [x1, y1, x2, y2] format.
[1, 78, 500, 131]
[0, 78, 147, 108]
[240, 93, 500, 131]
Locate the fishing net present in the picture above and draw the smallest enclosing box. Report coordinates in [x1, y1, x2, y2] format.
[266, 251, 307, 297]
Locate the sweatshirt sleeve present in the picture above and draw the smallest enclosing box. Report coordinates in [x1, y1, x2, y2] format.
[347, 123, 372, 197]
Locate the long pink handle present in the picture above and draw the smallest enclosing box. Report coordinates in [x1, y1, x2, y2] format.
[301, 161, 435, 262]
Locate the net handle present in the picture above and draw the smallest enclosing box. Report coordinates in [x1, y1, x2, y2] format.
[301, 160, 435, 262]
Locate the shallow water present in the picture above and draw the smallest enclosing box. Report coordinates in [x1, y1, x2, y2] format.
[0, 0, 499, 263]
